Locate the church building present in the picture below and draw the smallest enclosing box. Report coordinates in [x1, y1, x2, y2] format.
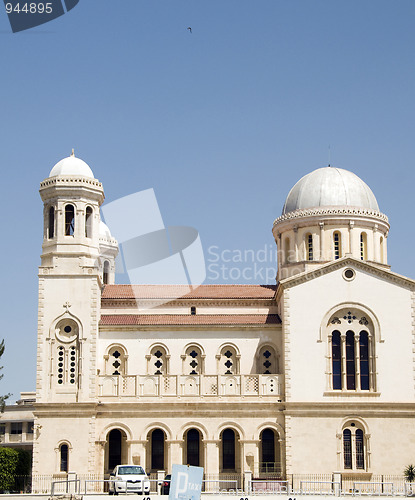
[32, 153, 415, 484]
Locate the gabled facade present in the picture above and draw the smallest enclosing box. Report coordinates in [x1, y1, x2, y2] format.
[31, 157, 415, 483]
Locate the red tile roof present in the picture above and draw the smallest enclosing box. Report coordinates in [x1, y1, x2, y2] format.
[102, 284, 276, 300]
[100, 314, 281, 326]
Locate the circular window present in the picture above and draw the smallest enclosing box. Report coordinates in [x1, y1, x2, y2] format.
[343, 268, 355, 281]
[55, 319, 79, 343]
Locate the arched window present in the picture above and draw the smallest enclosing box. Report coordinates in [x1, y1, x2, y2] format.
[103, 261, 110, 285]
[333, 232, 342, 259]
[148, 346, 168, 375]
[186, 429, 201, 466]
[219, 346, 238, 375]
[260, 428, 276, 472]
[257, 345, 278, 374]
[360, 233, 367, 260]
[332, 331, 342, 390]
[48, 206, 55, 239]
[60, 444, 69, 472]
[65, 204, 75, 236]
[106, 346, 127, 376]
[343, 429, 352, 469]
[346, 331, 356, 390]
[328, 310, 375, 392]
[342, 424, 366, 470]
[183, 346, 203, 375]
[151, 429, 165, 471]
[108, 429, 123, 471]
[222, 429, 235, 471]
[85, 206, 93, 238]
[306, 234, 313, 261]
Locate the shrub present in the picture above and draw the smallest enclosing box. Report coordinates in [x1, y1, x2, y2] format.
[404, 464, 415, 483]
[0, 447, 19, 492]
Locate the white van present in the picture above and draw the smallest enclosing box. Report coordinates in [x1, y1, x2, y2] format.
[109, 465, 151, 495]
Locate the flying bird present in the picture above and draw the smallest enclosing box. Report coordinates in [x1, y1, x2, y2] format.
[187, 27, 192, 33]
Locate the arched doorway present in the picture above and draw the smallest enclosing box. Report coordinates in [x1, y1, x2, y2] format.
[106, 429, 128, 473]
[150, 429, 166, 471]
[221, 428, 240, 472]
[185, 429, 201, 467]
[260, 428, 279, 473]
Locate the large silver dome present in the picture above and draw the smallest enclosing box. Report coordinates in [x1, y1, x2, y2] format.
[282, 167, 379, 215]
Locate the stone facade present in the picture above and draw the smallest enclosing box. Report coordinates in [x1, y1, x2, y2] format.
[29, 158, 415, 482]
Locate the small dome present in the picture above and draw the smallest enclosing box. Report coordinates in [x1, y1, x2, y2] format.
[99, 220, 112, 239]
[282, 167, 379, 215]
[49, 154, 94, 178]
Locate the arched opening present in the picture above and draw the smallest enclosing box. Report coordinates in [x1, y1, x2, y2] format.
[148, 346, 168, 375]
[183, 346, 203, 375]
[151, 429, 165, 471]
[108, 429, 125, 472]
[48, 206, 55, 239]
[186, 428, 201, 467]
[103, 261, 110, 285]
[332, 331, 342, 390]
[260, 428, 278, 473]
[328, 309, 375, 392]
[65, 204, 75, 236]
[221, 428, 236, 471]
[306, 233, 313, 261]
[360, 233, 367, 260]
[257, 346, 278, 374]
[345, 331, 356, 390]
[342, 423, 366, 471]
[333, 232, 342, 259]
[106, 346, 127, 375]
[219, 346, 238, 375]
[60, 444, 68, 472]
[85, 206, 93, 238]
[343, 429, 352, 469]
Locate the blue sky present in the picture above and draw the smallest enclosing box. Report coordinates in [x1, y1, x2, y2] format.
[1, 0, 415, 401]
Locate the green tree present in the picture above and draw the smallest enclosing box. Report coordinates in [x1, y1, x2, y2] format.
[0, 447, 19, 492]
[0, 339, 11, 411]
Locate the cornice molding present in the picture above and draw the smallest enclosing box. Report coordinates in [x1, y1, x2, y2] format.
[273, 206, 389, 226]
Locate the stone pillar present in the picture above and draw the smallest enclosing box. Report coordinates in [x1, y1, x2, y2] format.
[354, 334, 361, 390]
[332, 472, 341, 496]
[341, 334, 347, 389]
[319, 223, 324, 260]
[293, 226, 299, 262]
[204, 440, 220, 477]
[348, 221, 354, 255]
[130, 441, 147, 470]
[169, 440, 184, 468]
[157, 470, 166, 495]
[244, 470, 253, 494]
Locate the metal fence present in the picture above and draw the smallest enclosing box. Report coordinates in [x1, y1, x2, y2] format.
[7, 473, 415, 496]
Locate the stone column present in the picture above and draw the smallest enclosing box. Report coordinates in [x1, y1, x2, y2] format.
[319, 223, 324, 261]
[169, 440, 184, 468]
[204, 440, 220, 483]
[293, 226, 299, 262]
[348, 221, 354, 255]
[341, 334, 347, 389]
[354, 334, 361, 391]
[130, 441, 147, 470]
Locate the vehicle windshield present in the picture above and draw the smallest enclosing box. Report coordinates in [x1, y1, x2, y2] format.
[118, 466, 145, 475]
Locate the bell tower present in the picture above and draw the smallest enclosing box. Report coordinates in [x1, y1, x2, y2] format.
[37, 151, 105, 403]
